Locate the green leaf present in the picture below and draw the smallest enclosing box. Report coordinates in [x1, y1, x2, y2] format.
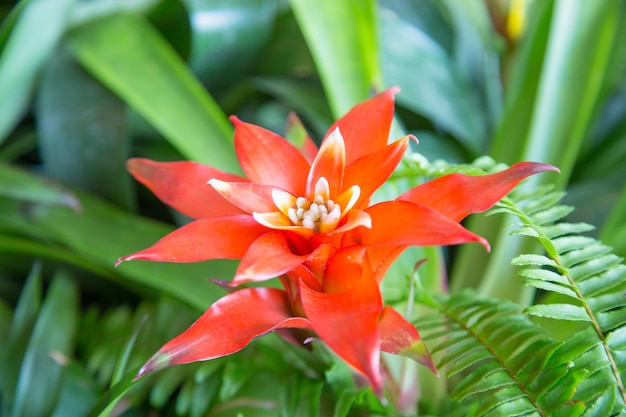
[85, 367, 141, 417]
[36, 49, 134, 209]
[379, 1, 486, 153]
[68, 13, 239, 172]
[290, 0, 380, 117]
[525, 304, 592, 322]
[0, 190, 234, 311]
[0, 0, 76, 142]
[0, 262, 42, 417]
[186, 0, 277, 88]
[12, 270, 79, 417]
[0, 162, 79, 210]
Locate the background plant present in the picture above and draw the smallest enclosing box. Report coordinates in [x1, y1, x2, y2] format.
[0, 0, 625, 416]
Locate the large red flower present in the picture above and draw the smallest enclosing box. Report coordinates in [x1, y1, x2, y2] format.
[117, 88, 555, 285]
[118, 88, 558, 395]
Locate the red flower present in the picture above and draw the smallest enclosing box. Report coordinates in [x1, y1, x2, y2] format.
[118, 88, 554, 282]
[118, 88, 558, 395]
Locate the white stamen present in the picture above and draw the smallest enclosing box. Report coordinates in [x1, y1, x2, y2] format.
[281, 185, 346, 233]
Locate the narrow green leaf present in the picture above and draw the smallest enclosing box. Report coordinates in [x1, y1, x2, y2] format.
[290, 0, 380, 117]
[522, 279, 578, 298]
[12, 270, 79, 417]
[525, 304, 592, 322]
[0, 162, 80, 210]
[577, 265, 626, 297]
[530, 205, 574, 226]
[606, 326, 626, 351]
[0, 262, 42, 417]
[0, 191, 233, 311]
[85, 367, 141, 417]
[512, 254, 558, 268]
[0, 0, 76, 142]
[517, 268, 570, 286]
[69, 13, 239, 171]
[542, 222, 596, 239]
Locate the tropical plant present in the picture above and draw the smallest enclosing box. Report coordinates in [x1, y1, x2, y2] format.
[0, 0, 625, 416]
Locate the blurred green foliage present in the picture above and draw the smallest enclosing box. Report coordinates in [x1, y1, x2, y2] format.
[0, 0, 625, 415]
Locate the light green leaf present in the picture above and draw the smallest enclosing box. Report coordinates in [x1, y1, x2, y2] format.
[525, 304, 592, 322]
[290, 0, 380, 117]
[12, 270, 79, 417]
[69, 13, 239, 172]
[0, 0, 76, 142]
[0, 163, 79, 210]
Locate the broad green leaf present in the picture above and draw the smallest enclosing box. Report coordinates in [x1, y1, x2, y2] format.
[0, 191, 233, 311]
[69, 13, 239, 172]
[185, 0, 276, 88]
[36, 49, 134, 209]
[379, 1, 486, 154]
[0, 0, 76, 143]
[290, 0, 380, 117]
[0, 162, 79, 210]
[12, 270, 79, 417]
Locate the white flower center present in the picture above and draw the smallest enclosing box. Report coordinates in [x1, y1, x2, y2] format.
[287, 194, 341, 232]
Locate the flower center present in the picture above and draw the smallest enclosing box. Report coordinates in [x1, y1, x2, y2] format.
[287, 195, 341, 232]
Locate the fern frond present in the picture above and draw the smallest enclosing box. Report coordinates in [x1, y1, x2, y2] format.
[417, 292, 586, 417]
[491, 185, 626, 414]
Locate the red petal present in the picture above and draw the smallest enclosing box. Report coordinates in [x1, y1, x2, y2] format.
[379, 306, 437, 374]
[330, 208, 372, 235]
[135, 288, 312, 378]
[398, 162, 560, 222]
[232, 232, 310, 284]
[327, 87, 399, 164]
[344, 135, 412, 207]
[127, 158, 246, 219]
[359, 201, 490, 250]
[307, 127, 345, 198]
[299, 277, 384, 395]
[231, 116, 310, 195]
[322, 246, 367, 293]
[208, 180, 279, 213]
[116, 215, 267, 264]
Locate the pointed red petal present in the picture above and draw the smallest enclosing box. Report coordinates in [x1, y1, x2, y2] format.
[117, 215, 267, 264]
[379, 306, 437, 375]
[232, 232, 310, 284]
[327, 87, 399, 164]
[208, 180, 279, 213]
[299, 276, 383, 395]
[398, 162, 559, 222]
[231, 116, 310, 195]
[344, 135, 412, 207]
[307, 128, 346, 198]
[135, 288, 311, 378]
[359, 201, 490, 250]
[127, 158, 246, 219]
